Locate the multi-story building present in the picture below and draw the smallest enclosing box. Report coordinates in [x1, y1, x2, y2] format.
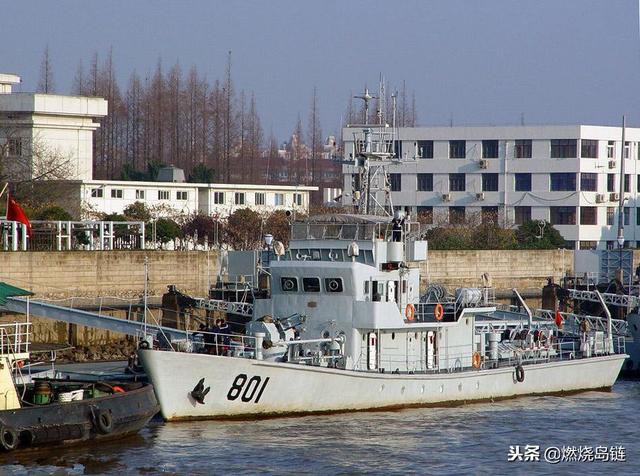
[342, 125, 640, 250]
[1, 73, 316, 219]
[0, 73, 107, 181]
[80, 179, 315, 218]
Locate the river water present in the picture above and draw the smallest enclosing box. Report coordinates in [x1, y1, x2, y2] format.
[2, 379, 639, 475]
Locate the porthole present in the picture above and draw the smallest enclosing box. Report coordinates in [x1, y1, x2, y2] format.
[281, 277, 298, 292]
[476, 381, 480, 389]
[401, 386, 406, 395]
[391, 332, 395, 340]
[439, 385, 444, 393]
[420, 385, 425, 394]
[380, 384, 385, 392]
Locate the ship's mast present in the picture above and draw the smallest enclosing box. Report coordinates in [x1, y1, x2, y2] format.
[351, 82, 397, 217]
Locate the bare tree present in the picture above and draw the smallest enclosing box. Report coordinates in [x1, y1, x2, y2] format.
[37, 45, 55, 94]
[308, 86, 322, 186]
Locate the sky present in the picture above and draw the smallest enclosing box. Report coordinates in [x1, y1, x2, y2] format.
[2, 0, 640, 140]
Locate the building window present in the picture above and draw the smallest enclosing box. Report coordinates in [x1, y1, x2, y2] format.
[580, 241, 597, 250]
[449, 206, 465, 224]
[624, 141, 630, 159]
[550, 173, 576, 191]
[550, 206, 576, 225]
[234, 192, 246, 205]
[607, 174, 615, 192]
[111, 189, 123, 199]
[481, 206, 499, 224]
[637, 208, 640, 226]
[274, 193, 284, 206]
[624, 207, 630, 226]
[449, 173, 466, 192]
[417, 173, 433, 191]
[580, 173, 597, 192]
[514, 139, 532, 158]
[293, 193, 303, 206]
[394, 140, 403, 158]
[550, 139, 577, 158]
[624, 174, 631, 193]
[6, 138, 22, 156]
[482, 140, 499, 159]
[417, 206, 433, 224]
[607, 141, 615, 159]
[417, 140, 433, 159]
[158, 190, 170, 200]
[91, 188, 103, 198]
[514, 173, 531, 192]
[581, 139, 598, 158]
[389, 173, 401, 192]
[482, 173, 499, 192]
[255, 192, 265, 205]
[514, 206, 531, 225]
[135, 189, 145, 200]
[213, 192, 225, 204]
[580, 207, 597, 225]
[449, 140, 466, 159]
[176, 191, 188, 200]
[607, 207, 615, 226]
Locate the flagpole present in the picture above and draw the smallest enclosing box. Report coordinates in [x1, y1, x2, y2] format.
[0, 183, 8, 219]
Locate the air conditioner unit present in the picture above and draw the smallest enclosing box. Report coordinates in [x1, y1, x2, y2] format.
[595, 193, 606, 203]
[442, 193, 451, 202]
[608, 160, 617, 169]
[475, 192, 485, 201]
[610, 192, 620, 202]
[478, 159, 488, 169]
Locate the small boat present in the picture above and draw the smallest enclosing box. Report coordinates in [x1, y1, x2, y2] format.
[0, 318, 159, 452]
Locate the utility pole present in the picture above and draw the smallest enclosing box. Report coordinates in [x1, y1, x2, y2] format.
[616, 115, 626, 283]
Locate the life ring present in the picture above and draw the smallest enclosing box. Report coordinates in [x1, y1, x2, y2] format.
[112, 386, 125, 393]
[138, 340, 150, 350]
[0, 425, 18, 451]
[405, 304, 415, 321]
[515, 364, 525, 383]
[95, 410, 114, 434]
[434, 303, 444, 321]
[472, 351, 482, 369]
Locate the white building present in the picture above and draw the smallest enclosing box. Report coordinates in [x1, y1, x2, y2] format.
[0, 74, 107, 181]
[81, 179, 315, 218]
[342, 125, 640, 250]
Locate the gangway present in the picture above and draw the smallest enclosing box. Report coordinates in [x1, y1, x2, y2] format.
[2, 296, 188, 341]
[565, 288, 640, 310]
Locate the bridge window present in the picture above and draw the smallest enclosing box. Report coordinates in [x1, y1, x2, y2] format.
[281, 277, 298, 292]
[302, 277, 321, 293]
[325, 278, 344, 293]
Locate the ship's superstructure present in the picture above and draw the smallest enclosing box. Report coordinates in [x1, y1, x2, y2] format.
[138, 123, 628, 421]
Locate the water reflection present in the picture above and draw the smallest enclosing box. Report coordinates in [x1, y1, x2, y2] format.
[2, 383, 638, 475]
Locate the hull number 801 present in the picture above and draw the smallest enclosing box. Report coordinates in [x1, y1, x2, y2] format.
[227, 374, 270, 403]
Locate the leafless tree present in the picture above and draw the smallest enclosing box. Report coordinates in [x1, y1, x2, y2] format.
[37, 46, 55, 94]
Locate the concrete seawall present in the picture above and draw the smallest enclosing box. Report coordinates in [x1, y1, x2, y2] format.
[0, 249, 573, 345]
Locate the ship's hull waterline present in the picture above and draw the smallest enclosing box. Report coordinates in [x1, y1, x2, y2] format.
[139, 350, 627, 421]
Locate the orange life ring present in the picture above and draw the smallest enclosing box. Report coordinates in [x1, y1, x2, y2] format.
[434, 303, 444, 321]
[405, 304, 415, 321]
[112, 386, 125, 393]
[472, 351, 482, 369]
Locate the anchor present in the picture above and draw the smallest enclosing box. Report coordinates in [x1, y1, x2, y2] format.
[190, 378, 210, 404]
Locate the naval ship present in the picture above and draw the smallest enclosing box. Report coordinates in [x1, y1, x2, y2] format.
[138, 120, 628, 421]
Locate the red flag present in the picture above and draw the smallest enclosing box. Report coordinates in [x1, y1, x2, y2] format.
[6, 193, 32, 237]
[554, 309, 563, 328]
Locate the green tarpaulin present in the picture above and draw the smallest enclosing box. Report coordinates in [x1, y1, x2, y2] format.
[0, 282, 33, 305]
